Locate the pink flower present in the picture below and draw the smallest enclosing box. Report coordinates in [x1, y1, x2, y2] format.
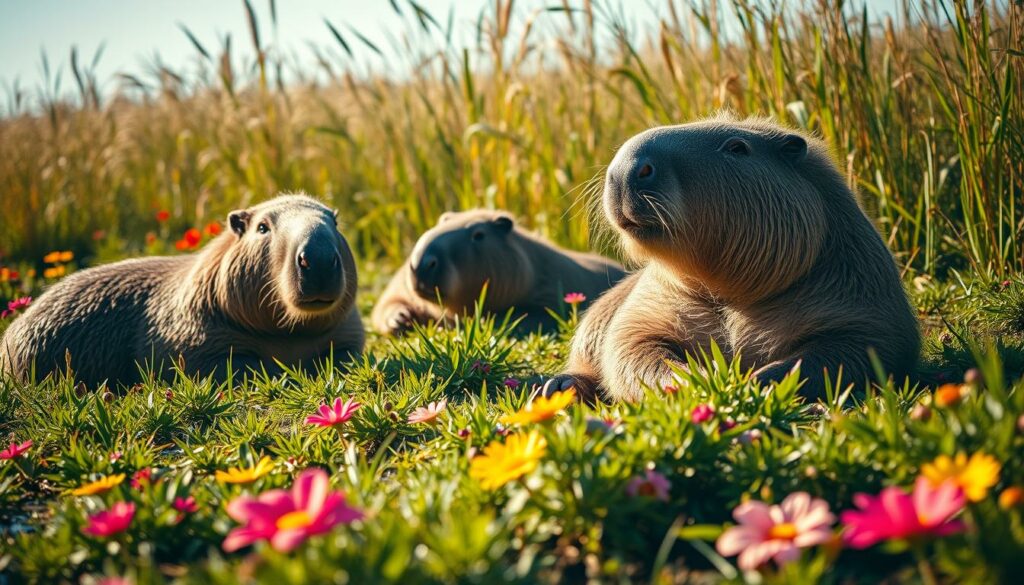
[83, 502, 136, 538]
[0, 439, 32, 460]
[503, 377, 520, 389]
[470, 360, 491, 374]
[2, 296, 32, 317]
[407, 399, 447, 425]
[564, 292, 587, 304]
[223, 467, 362, 553]
[306, 397, 360, 427]
[691, 403, 715, 424]
[840, 477, 965, 549]
[98, 578, 132, 585]
[173, 496, 198, 514]
[109, 451, 123, 462]
[626, 469, 672, 501]
[716, 492, 835, 571]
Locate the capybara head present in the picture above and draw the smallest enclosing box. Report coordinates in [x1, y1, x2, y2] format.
[205, 194, 357, 332]
[407, 209, 535, 312]
[603, 114, 842, 300]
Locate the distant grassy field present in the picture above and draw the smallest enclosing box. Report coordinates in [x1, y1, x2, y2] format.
[1, 1, 1024, 583]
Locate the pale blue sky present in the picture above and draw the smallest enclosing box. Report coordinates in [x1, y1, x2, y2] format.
[0, 1, 904, 97]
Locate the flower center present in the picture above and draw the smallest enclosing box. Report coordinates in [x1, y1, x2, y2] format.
[276, 510, 313, 530]
[768, 522, 798, 540]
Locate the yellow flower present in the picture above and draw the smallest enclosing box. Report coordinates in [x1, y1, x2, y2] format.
[43, 265, 66, 279]
[933, 383, 965, 408]
[500, 389, 576, 425]
[71, 473, 126, 496]
[42, 251, 61, 264]
[469, 430, 548, 490]
[58, 251, 74, 262]
[921, 452, 1001, 502]
[215, 456, 274, 484]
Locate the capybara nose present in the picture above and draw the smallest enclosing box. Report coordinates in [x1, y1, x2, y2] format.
[296, 244, 342, 301]
[413, 254, 440, 292]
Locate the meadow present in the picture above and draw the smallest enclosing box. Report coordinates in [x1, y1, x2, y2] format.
[1, 0, 1023, 583]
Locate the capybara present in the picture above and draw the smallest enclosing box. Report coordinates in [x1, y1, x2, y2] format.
[0, 194, 364, 387]
[371, 209, 625, 335]
[544, 115, 920, 401]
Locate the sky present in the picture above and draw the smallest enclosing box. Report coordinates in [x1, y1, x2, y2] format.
[0, 0, 904, 98]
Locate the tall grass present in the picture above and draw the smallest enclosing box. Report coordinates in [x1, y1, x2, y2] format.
[0, 0, 1020, 277]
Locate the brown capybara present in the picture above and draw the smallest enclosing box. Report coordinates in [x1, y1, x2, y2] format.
[0, 194, 364, 387]
[371, 209, 625, 335]
[543, 115, 920, 401]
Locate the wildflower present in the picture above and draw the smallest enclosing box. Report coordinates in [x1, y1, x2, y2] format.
[58, 250, 73, 262]
[920, 452, 1001, 502]
[910, 403, 931, 421]
[145, 232, 157, 245]
[738, 429, 763, 445]
[457, 428, 472, 440]
[175, 228, 202, 251]
[109, 451, 122, 462]
[626, 469, 672, 501]
[97, 577, 132, 585]
[934, 383, 965, 407]
[216, 456, 275, 484]
[3, 297, 32, 319]
[468, 430, 548, 490]
[470, 360, 491, 374]
[407, 399, 447, 425]
[503, 377, 520, 389]
[82, 502, 135, 538]
[564, 292, 587, 304]
[156, 210, 170, 222]
[719, 418, 738, 433]
[999, 487, 1023, 510]
[840, 477, 965, 549]
[584, 416, 620, 435]
[71, 473, 126, 496]
[500, 388, 576, 426]
[716, 492, 835, 571]
[223, 467, 362, 553]
[203, 221, 223, 236]
[43, 251, 61, 263]
[691, 403, 715, 424]
[43, 265, 66, 279]
[130, 468, 153, 489]
[0, 439, 32, 460]
[963, 368, 982, 386]
[173, 496, 199, 514]
[306, 397, 361, 428]
[0, 267, 18, 282]
[663, 384, 678, 394]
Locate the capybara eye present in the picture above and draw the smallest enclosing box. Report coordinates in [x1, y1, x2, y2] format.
[257, 222, 271, 234]
[721, 137, 751, 156]
[472, 230, 485, 242]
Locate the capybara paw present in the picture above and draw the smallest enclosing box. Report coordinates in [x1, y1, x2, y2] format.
[541, 373, 600, 404]
[383, 306, 416, 334]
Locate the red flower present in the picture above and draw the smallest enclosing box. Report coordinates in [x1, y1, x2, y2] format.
[690, 403, 715, 424]
[173, 496, 198, 514]
[0, 439, 32, 459]
[204, 221, 223, 237]
[174, 229, 202, 251]
[145, 232, 157, 245]
[156, 210, 170, 222]
[130, 468, 153, 489]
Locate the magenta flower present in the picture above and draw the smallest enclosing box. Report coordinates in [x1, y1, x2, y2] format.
[306, 397, 360, 428]
[564, 292, 587, 304]
[716, 492, 835, 571]
[503, 377, 520, 389]
[407, 399, 447, 425]
[626, 469, 672, 501]
[691, 403, 715, 424]
[840, 477, 965, 549]
[0, 439, 32, 460]
[173, 496, 198, 514]
[83, 502, 136, 538]
[1, 296, 32, 318]
[223, 467, 363, 553]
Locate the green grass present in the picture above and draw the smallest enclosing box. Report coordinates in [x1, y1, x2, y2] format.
[2, 0, 1024, 582]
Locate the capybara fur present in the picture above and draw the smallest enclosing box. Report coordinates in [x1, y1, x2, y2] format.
[371, 209, 625, 335]
[0, 194, 364, 387]
[544, 115, 920, 401]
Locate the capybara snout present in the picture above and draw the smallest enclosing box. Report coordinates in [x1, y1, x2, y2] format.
[294, 228, 345, 307]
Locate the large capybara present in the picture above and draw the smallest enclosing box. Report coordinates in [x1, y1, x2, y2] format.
[544, 115, 920, 401]
[0, 194, 364, 387]
[371, 209, 625, 335]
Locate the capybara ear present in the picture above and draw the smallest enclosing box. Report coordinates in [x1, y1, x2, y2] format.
[779, 134, 807, 160]
[228, 210, 251, 236]
[492, 215, 514, 233]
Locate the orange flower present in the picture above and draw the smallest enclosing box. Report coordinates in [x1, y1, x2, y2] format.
[175, 228, 203, 251]
[42, 251, 61, 264]
[156, 210, 170, 222]
[43, 265, 66, 279]
[999, 486, 1023, 510]
[0, 267, 18, 282]
[58, 251, 73, 262]
[934, 383, 965, 408]
[203, 221, 223, 236]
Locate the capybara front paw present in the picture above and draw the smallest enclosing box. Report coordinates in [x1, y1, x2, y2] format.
[383, 306, 417, 334]
[541, 373, 601, 404]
